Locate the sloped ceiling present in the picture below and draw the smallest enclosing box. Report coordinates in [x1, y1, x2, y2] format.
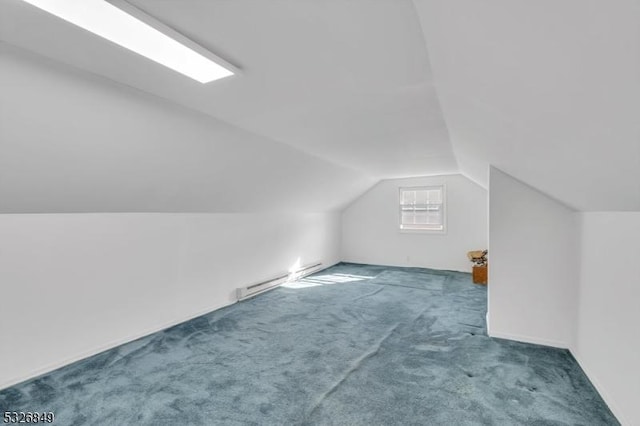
[0, 0, 456, 179]
[0, 45, 374, 213]
[1, 0, 638, 213]
[413, 0, 640, 211]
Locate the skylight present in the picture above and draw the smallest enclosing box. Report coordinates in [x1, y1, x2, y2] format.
[21, 0, 235, 83]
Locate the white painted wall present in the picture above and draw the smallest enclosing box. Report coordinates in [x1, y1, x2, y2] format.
[488, 167, 578, 348]
[0, 43, 354, 391]
[573, 212, 640, 426]
[0, 212, 341, 389]
[341, 174, 487, 272]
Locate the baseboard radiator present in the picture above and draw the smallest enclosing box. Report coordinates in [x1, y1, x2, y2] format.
[236, 262, 323, 301]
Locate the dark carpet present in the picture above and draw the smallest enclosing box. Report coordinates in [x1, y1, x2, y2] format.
[0, 263, 618, 425]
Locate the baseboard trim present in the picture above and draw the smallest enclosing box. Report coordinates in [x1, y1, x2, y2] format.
[237, 261, 335, 301]
[570, 350, 628, 426]
[0, 299, 236, 391]
[340, 259, 468, 273]
[488, 330, 569, 349]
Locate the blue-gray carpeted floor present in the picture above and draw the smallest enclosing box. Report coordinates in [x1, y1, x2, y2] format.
[0, 263, 618, 425]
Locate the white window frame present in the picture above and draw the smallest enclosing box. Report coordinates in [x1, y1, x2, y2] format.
[398, 185, 446, 234]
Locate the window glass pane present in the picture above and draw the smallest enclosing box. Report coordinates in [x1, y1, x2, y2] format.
[401, 190, 415, 205]
[414, 212, 429, 224]
[414, 190, 428, 205]
[401, 212, 415, 225]
[426, 189, 442, 203]
[426, 212, 442, 224]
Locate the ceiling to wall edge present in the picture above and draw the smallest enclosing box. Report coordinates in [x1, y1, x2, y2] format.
[488, 166, 579, 212]
[408, 0, 461, 177]
[340, 172, 490, 215]
[1, 0, 470, 213]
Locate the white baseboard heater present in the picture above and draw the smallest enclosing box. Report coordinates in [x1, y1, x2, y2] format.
[236, 262, 323, 301]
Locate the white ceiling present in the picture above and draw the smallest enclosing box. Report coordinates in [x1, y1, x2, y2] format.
[0, 0, 457, 179]
[0, 44, 375, 213]
[1, 0, 638, 212]
[414, 0, 640, 211]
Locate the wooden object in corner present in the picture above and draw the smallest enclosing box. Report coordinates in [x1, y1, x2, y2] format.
[472, 265, 488, 285]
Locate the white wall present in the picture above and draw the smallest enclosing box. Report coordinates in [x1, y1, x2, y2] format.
[0, 44, 353, 390]
[341, 174, 487, 272]
[573, 212, 640, 426]
[488, 167, 578, 348]
[484, 168, 638, 424]
[0, 212, 341, 389]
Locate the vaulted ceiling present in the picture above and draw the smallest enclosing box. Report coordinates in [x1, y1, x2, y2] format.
[414, 0, 640, 211]
[1, 0, 638, 212]
[0, 0, 456, 179]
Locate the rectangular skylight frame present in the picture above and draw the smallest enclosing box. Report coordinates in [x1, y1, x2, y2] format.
[20, 0, 239, 83]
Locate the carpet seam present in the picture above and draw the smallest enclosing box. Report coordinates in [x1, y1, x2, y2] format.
[304, 323, 401, 420]
[304, 307, 430, 420]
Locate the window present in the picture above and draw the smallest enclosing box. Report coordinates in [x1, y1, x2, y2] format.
[399, 186, 445, 232]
